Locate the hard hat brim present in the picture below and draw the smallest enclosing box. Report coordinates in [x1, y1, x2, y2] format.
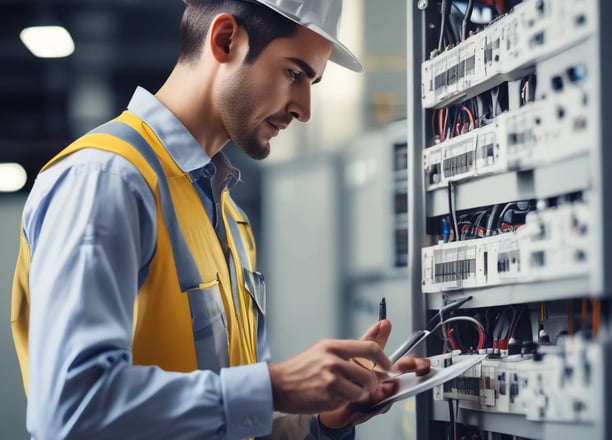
[307, 23, 364, 73]
[254, 3, 364, 72]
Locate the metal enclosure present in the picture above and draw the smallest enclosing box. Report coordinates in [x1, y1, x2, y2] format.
[407, 0, 612, 438]
[340, 121, 416, 438]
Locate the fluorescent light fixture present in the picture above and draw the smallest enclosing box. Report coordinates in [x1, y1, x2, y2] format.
[20, 25, 75, 58]
[0, 163, 28, 192]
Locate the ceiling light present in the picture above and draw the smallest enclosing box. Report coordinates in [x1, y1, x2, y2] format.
[0, 163, 28, 192]
[20, 26, 75, 58]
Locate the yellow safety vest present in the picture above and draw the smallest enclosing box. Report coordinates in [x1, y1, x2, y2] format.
[11, 111, 266, 393]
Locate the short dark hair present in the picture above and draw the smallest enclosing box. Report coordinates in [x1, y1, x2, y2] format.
[178, 0, 298, 65]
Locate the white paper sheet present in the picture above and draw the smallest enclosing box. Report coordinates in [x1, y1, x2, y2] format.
[372, 354, 487, 408]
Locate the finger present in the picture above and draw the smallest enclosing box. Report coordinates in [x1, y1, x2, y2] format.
[348, 380, 399, 416]
[414, 357, 431, 376]
[328, 374, 370, 402]
[330, 340, 392, 371]
[392, 355, 418, 373]
[352, 357, 375, 370]
[391, 356, 432, 376]
[328, 362, 393, 404]
[360, 320, 392, 349]
[337, 358, 380, 393]
[379, 403, 393, 414]
[372, 368, 399, 381]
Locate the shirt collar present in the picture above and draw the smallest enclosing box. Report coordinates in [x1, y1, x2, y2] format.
[126, 86, 240, 187]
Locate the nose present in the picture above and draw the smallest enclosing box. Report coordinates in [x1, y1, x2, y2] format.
[286, 84, 311, 122]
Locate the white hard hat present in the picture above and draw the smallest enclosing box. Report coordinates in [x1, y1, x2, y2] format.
[183, 0, 363, 72]
[251, 0, 363, 72]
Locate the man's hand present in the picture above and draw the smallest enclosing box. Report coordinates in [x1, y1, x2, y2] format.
[318, 320, 431, 429]
[267, 337, 392, 414]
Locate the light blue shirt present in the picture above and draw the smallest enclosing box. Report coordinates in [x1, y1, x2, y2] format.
[22, 87, 274, 439]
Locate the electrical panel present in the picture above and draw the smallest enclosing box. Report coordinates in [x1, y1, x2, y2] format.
[421, 0, 597, 109]
[430, 341, 602, 423]
[341, 121, 414, 439]
[406, 0, 611, 439]
[343, 120, 409, 276]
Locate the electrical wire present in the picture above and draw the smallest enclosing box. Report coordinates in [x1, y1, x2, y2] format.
[448, 181, 459, 241]
[582, 297, 588, 332]
[438, 0, 452, 52]
[521, 78, 529, 105]
[472, 123, 480, 179]
[540, 302, 547, 322]
[440, 307, 450, 352]
[404, 316, 487, 356]
[446, 327, 461, 351]
[507, 307, 517, 339]
[455, 399, 460, 440]
[496, 202, 515, 233]
[461, 105, 477, 129]
[485, 204, 501, 236]
[448, 399, 455, 440]
[509, 305, 525, 340]
[438, 14, 447, 52]
[492, 307, 511, 350]
[593, 299, 600, 337]
[469, 97, 479, 124]
[439, 108, 447, 141]
[426, 296, 474, 331]
[445, 106, 455, 140]
[483, 308, 492, 347]
[462, 0, 474, 41]
[432, 111, 439, 141]
[538, 302, 550, 344]
[491, 86, 501, 116]
[431, 316, 487, 351]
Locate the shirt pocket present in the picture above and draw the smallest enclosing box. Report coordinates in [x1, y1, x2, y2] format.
[243, 269, 266, 316]
[186, 279, 229, 373]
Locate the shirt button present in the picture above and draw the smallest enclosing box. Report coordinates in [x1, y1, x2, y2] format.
[242, 415, 259, 427]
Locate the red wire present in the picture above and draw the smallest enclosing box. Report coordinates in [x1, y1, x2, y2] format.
[461, 105, 476, 129]
[448, 323, 486, 352]
[438, 108, 446, 141]
[447, 327, 460, 350]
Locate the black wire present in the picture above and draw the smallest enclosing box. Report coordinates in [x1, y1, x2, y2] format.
[445, 22, 457, 48]
[446, 105, 460, 139]
[462, 0, 474, 41]
[438, 13, 447, 52]
[448, 399, 455, 440]
[455, 400, 460, 440]
[448, 181, 459, 240]
[484, 308, 492, 347]
[447, 4, 463, 45]
[486, 204, 501, 236]
[438, 0, 452, 52]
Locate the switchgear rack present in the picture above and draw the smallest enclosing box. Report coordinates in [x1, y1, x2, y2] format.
[406, 0, 612, 438]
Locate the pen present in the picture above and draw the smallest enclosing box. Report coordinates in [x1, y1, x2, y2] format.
[356, 297, 388, 371]
[389, 330, 429, 364]
[379, 297, 386, 320]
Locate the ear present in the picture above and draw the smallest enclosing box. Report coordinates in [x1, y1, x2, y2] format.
[209, 13, 242, 63]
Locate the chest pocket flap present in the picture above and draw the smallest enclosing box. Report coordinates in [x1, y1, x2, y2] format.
[243, 269, 266, 316]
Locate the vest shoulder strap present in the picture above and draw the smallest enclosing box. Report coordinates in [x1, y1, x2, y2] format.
[77, 119, 203, 292]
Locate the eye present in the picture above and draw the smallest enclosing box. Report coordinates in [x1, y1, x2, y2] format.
[288, 69, 302, 82]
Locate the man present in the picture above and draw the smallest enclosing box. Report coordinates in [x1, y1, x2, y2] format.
[11, 0, 429, 438]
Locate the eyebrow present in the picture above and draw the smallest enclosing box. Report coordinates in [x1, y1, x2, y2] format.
[287, 57, 323, 84]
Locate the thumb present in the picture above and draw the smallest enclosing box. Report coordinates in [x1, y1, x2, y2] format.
[361, 319, 392, 349]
